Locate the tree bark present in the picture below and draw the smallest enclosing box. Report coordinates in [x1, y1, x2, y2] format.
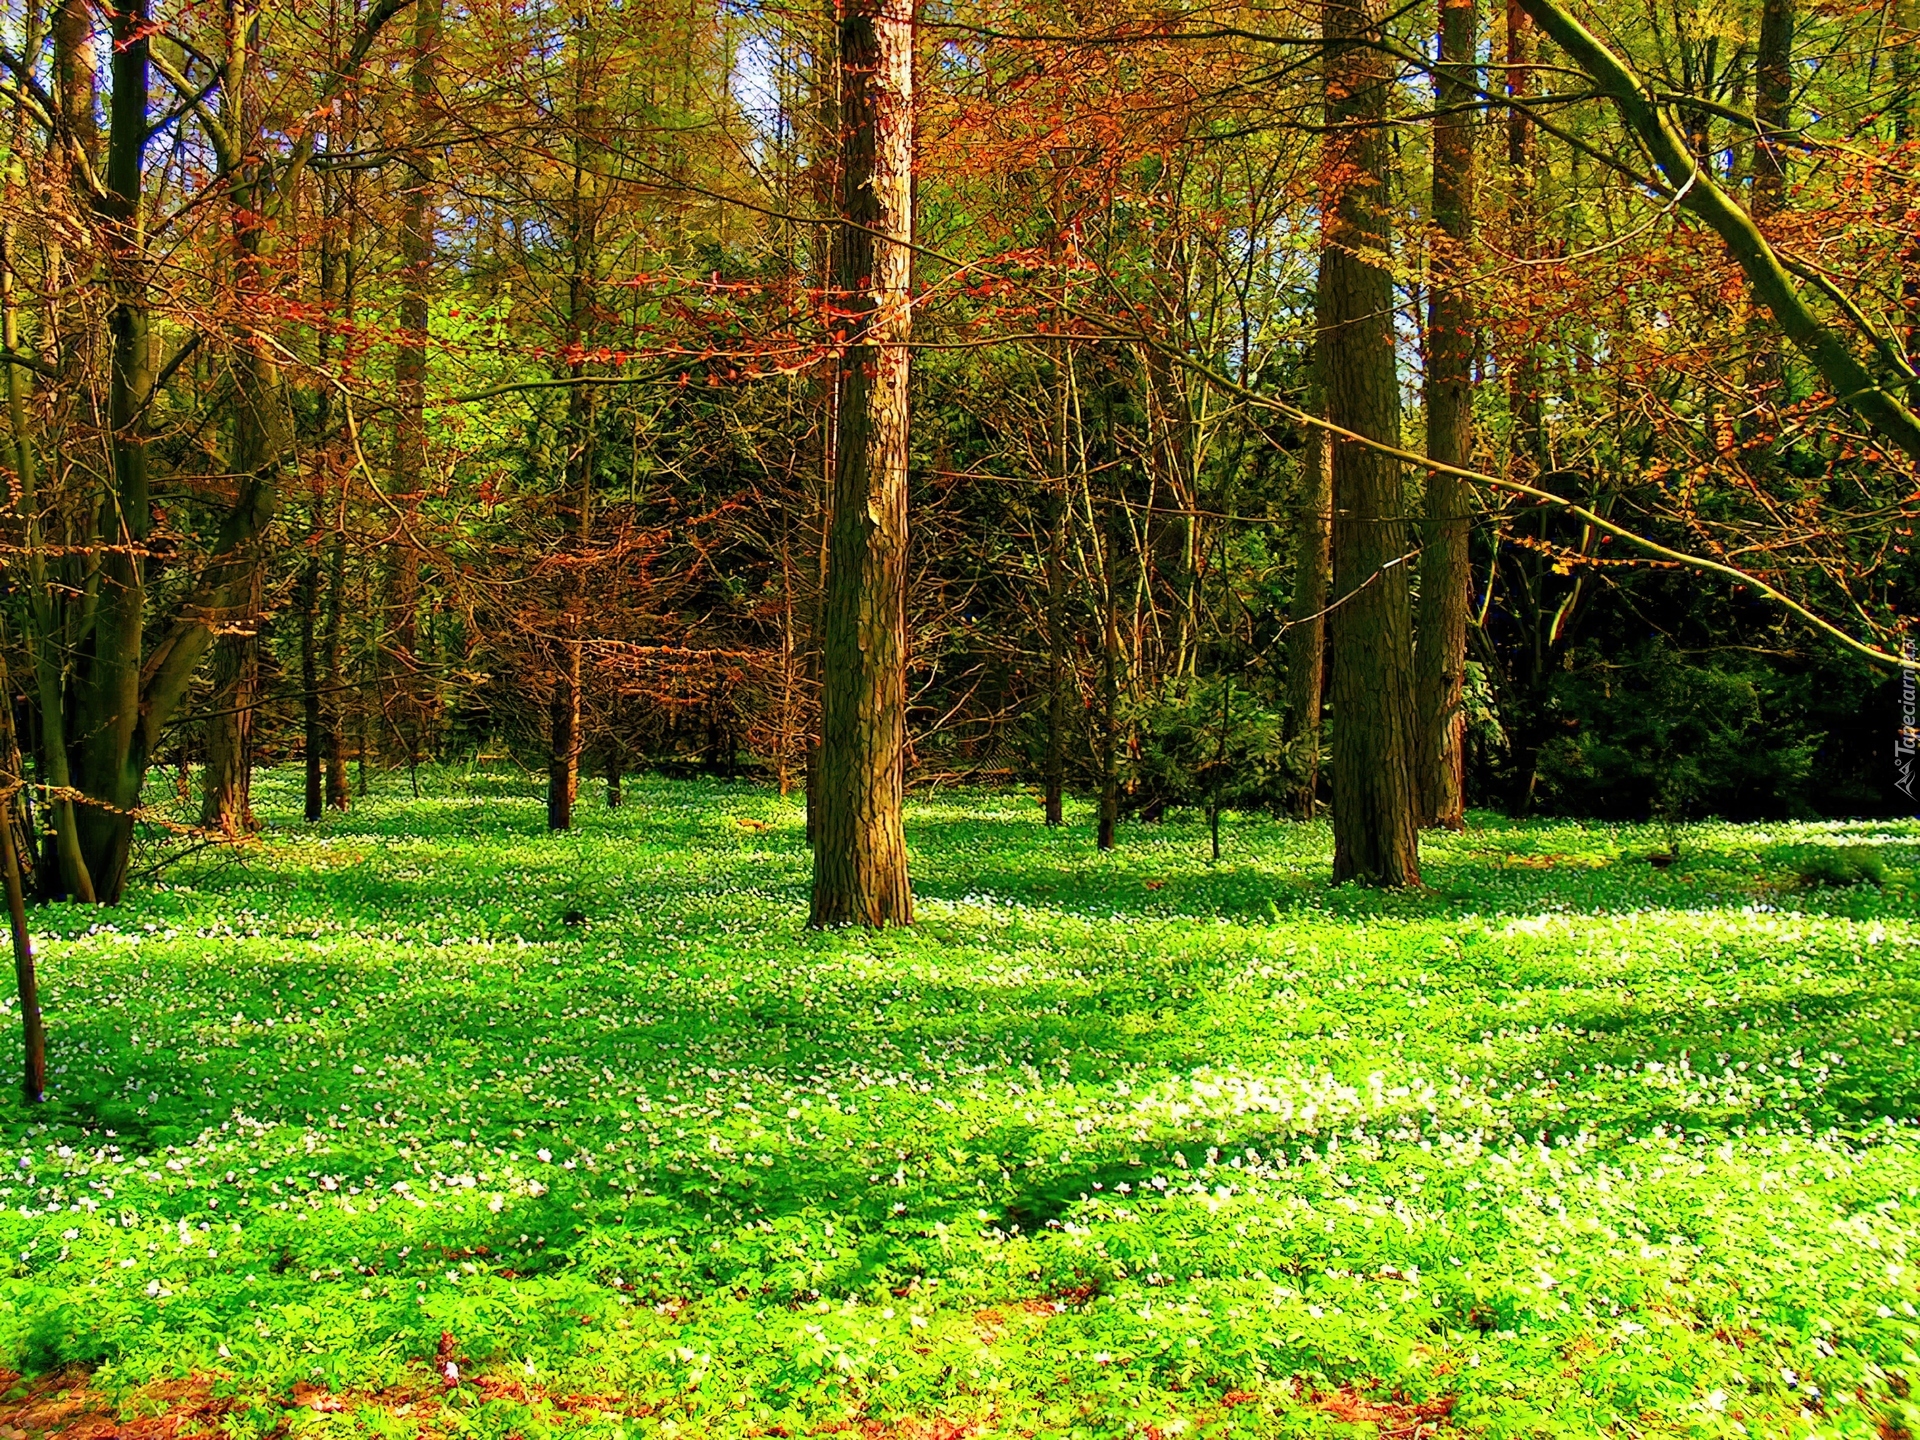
[1043, 343, 1071, 827]
[300, 515, 325, 823]
[810, 0, 915, 928]
[1414, 0, 1478, 830]
[389, 0, 440, 779]
[1283, 404, 1332, 819]
[1323, 0, 1421, 886]
[67, 0, 157, 902]
[0, 656, 43, 1104]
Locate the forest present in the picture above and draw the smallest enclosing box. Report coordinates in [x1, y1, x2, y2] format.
[0, 0, 1918, 1429]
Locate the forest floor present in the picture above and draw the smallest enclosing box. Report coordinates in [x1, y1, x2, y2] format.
[0, 771, 1915, 1439]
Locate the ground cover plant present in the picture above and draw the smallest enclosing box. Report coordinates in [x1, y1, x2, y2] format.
[1, 770, 1919, 1438]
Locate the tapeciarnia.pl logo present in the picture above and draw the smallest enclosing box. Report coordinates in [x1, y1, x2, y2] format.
[1899, 638, 1918, 803]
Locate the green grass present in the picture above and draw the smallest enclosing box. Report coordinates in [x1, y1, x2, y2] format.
[3, 770, 1920, 1439]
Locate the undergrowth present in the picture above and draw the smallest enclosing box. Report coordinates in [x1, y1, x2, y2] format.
[0, 770, 1917, 1438]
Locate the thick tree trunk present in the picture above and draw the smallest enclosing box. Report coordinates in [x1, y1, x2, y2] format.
[1283, 412, 1331, 819]
[67, 0, 156, 902]
[1414, 0, 1478, 830]
[1323, 0, 1421, 886]
[810, 0, 914, 928]
[201, 620, 259, 835]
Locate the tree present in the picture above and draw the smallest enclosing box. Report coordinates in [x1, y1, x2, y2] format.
[810, 0, 916, 928]
[1322, 0, 1421, 885]
[1413, 0, 1478, 830]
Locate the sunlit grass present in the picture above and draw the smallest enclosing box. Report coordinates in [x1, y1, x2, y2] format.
[1, 768, 1917, 1437]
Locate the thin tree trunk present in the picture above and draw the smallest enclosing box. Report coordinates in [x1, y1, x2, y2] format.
[606, 692, 624, 808]
[1324, 0, 1421, 886]
[300, 516, 324, 822]
[810, 0, 915, 928]
[1043, 343, 1071, 827]
[1414, 0, 1478, 830]
[1, 158, 93, 900]
[0, 655, 43, 1103]
[1505, 0, 1545, 475]
[323, 530, 351, 808]
[389, 0, 440, 779]
[1098, 521, 1120, 852]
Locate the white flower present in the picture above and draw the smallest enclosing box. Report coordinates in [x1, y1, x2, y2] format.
[1706, 1389, 1727, 1412]
[537, 1149, 553, 1163]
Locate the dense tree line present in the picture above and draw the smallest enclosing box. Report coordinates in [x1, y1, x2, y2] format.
[0, 0, 1917, 919]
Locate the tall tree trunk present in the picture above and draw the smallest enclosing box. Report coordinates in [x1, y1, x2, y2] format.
[2, 140, 93, 900]
[323, 529, 351, 808]
[1283, 409, 1331, 819]
[803, 9, 840, 846]
[1043, 342, 1071, 827]
[1746, 0, 1793, 403]
[67, 0, 156, 902]
[300, 514, 325, 823]
[389, 0, 440, 779]
[1414, 0, 1478, 830]
[1323, 0, 1421, 886]
[1097, 519, 1121, 851]
[1505, 0, 1545, 474]
[810, 0, 914, 928]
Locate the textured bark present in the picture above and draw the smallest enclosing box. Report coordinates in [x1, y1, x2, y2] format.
[66, 0, 157, 902]
[1323, 0, 1421, 886]
[1097, 546, 1120, 851]
[1283, 410, 1331, 819]
[389, 0, 440, 776]
[1414, 0, 1478, 830]
[2, 154, 92, 900]
[1752, 0, 1792, 220]
[201, 619, 260, 836]
[323, 528, 351, 809]
[810, 0, 914, 928]
[1504, 0, 1545, 474]
[300, 521, 325, 824]
[1043, 347, 1070, 827]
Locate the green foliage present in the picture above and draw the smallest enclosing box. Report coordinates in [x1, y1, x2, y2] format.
[1535, 640, 1825, 820]
[1124, 676, 1303, 819]
[3, 772, 1920, 1437]
[1793, 844, 1888, 890]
